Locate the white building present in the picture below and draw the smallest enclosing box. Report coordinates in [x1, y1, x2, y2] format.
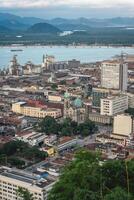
[112, 114, 134, 139]
[42, 55, 55, 70]
[0, 167, 55, 200]
[101, 60, 128, 91]
[15, 131, 48, 146]
[57, 136, 78, 152]
[100, 95, 128, 116]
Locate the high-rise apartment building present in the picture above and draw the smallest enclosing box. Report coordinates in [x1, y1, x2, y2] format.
[101, 60, 128, 91]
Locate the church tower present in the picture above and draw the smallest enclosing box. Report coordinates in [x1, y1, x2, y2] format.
[64, 91, 71, 118]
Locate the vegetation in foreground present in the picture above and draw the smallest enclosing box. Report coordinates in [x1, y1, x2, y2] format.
[48, 149, 134, 200]
[17, 187, 34, 200]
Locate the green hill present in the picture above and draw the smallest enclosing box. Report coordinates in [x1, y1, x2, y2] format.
[27, 23, 61, 34]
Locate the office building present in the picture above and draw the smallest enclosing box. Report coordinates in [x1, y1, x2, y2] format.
[0, 167, 55, 200]
[92, 87, 120, 108]
[101, 60, 128, 91]
[100, 95, 128, 116]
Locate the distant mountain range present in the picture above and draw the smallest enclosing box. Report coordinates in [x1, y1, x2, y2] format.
[27, 23, 61, 34]
[0, 25, 11, 33]
[1, 12, 134, 33]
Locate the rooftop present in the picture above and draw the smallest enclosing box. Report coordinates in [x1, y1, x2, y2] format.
[0, 167, 55, 189]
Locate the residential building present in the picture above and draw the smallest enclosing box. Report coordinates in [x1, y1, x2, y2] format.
[101, 60, 128, 91]
[100, 95, 128, 116]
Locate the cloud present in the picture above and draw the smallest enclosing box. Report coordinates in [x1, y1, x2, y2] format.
[0, 0, 134, 9]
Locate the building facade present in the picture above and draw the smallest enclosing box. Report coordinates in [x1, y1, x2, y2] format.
[0, 167, 55, 200]
[113, 114, 134, 138]
[64, 92, 86, 124]
[92, 87, 120, 108]
[12, 102, 62, 119]
[100, 95, 128, 116]
[101, 60, 128, 91]
[127, 93, 134, 108]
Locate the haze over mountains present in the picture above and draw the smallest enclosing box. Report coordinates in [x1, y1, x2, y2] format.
[1, 13, 134, 33]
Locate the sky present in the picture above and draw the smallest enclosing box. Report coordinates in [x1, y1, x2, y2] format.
[0, 0, 134, 18]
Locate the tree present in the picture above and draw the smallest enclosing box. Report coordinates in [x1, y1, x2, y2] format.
[60, 118, 78, 136]
[8, 157, 25, 168]
[17, 187, 34, 200]
[104, 187, 134, 200]
[51, 83, 58, 90]
[59, 80, 66, 85]
[78, 120, 97, 137]
[0, 140, 47, 168]
[48, 150, 101, 200]
[39, 116, 59, 134]
[48, 150, 134, 200]
[23, 146, 47, 161]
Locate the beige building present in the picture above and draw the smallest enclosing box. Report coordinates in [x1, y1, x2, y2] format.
[12, 102, 62, 119]
[48, 94, 62, 102]
[113, 114, 134, 138]
[89, 113, 112, 124]
[101, 60, 128, 91]
[0, 167, 55, 200]
[100, 95, 128, 116]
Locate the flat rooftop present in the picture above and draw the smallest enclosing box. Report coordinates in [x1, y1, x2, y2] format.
[0, 168, 55, 189]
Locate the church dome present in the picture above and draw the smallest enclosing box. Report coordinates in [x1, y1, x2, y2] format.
[74, 97, 83, 108]
[64, 91, 70, 99]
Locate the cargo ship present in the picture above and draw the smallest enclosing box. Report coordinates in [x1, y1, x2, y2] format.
[10, 49, 23, 52]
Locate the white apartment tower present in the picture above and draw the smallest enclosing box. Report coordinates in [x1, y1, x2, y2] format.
[101, 59, 128, 91]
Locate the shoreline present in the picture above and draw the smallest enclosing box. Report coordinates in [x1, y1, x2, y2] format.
[0, 44, 134, 48]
